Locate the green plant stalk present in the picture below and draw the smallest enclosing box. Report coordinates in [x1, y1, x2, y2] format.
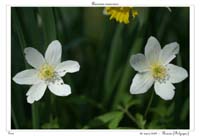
[118, 106, 140, 128]
[38, 8, 57, 48]
[174, 54, 183, 125]
[124, 109, 137, 124]
[11, 106, 19, 129]
[103, 24, 124, 105]
[32, 103, 39, 129]
[144, 90, 154, 117]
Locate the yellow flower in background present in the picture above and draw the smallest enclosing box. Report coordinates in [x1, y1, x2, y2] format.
[103, 7, 138, 24]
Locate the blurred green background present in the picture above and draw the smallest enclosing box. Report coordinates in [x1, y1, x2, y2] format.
[11, 7, 189, 129]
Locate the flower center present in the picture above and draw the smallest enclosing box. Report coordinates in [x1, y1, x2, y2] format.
[38, 64, 55, 80]
[150, 63, 168, 82]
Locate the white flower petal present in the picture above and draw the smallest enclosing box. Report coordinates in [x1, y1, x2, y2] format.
[130, 53, 150, 72]
[26, 82, 47, 104]
[103, 8, 108, 15]
[56, 60, 80, 77]
[12, 69, 40, 85]
[167, 7, 172, 12]
[154, 81, 175, 100]
[48, 81, 71, 96]
[130, 72, 154, 94]
[167, 64, 188, 83]
[24, 47, 45, 69]
[159, 42, 179, 65]
[45, 40, 62, 66]
[145, 36, 161, 64]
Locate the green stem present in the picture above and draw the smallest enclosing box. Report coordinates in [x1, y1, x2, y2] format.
[32, 103, 39, 129]
[144, 91, 154, 117]
[124, 109, 137, 123]
[118, 106, 140, 128]
[103, 24, 124, 105]
[11, 106, 19, 129]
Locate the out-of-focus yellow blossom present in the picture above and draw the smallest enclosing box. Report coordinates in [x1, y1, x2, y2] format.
[103, 7, 138, 24]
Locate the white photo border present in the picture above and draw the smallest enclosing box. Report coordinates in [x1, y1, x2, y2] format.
[4, 1, 195, 136]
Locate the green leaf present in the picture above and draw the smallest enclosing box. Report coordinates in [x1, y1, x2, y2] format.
[135, 7, 150, 28]
[167, 102, 175, 116]
[120, 94, 141, 110]
[135, 113, 146, 129]
[151, 102, 174, 117]
[11, 8, 28, 67]
[103, 24, 124, 104]
[38, 8, 57, 48]
[85, 111, 124, 129]
[17, 8, 42, 50]
[147, 120, 165, 129]
[41, 117, 59, 129]
[108, 112, 124, 129]
[180, 98, 189, 121]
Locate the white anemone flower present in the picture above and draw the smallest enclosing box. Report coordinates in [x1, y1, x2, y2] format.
[13, 40, 80, 104]
[130, 36, 188, 100]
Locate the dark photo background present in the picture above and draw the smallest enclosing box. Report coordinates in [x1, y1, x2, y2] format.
[11, 7, 189, 129]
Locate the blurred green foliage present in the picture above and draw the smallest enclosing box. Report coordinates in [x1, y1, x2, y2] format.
[11, 7, 189, 129]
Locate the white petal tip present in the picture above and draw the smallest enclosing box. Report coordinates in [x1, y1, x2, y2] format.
[159, 95, 174, 101]
[63, 91, 71, 96]
[72, 61, 80, 72]
[56, 88, 71, 97]
[103, 8, 108, 15]
[129, 55, 135, 65]
[183, 70, 188, 81]
[54, 92, 71, 97]
[12, 76, 17, 83]
[130, 90, 134, 94]
[130, 87, 138, 94]
[155, 89, 175, 101]
[130, 91, 137, 95]
[24, 47, 34, 54]
[26, 91, 30, 96]
[24, 47, 30, 53]
[130, 87, 146, 95]
[48, 83, 72, 97]
[50, 40, 61, 46]
[12, 75, 23, 85]
[130, 91, 143, 95]
[62, 87, 72, 96]
[156, 88, 175, 101]
[27, 97, 34, 104]
[149, 36, 156, 40]
[76, 63, 80, 72]
[27, 96, 42, 104]
[167, 7, 172, 12]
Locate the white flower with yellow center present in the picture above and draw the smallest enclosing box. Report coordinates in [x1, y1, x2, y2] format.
[13, 40, 80, 104]
[130, 36, 188, 100]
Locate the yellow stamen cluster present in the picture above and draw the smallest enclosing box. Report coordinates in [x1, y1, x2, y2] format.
[105, 7, 138, 24]
[38, 64, 55, 80]
[150, 63, 167, 80]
